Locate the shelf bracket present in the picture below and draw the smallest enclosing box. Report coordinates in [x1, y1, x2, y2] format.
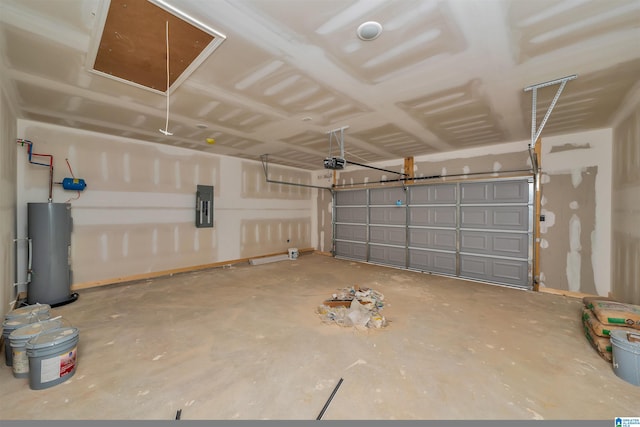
[524, 74, 577, 150]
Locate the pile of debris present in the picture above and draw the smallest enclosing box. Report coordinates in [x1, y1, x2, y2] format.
[316, 285, 387, 329]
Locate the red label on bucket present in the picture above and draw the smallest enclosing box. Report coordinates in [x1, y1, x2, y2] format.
[59, 347, 76, 378]
[40, 346, 77, 383]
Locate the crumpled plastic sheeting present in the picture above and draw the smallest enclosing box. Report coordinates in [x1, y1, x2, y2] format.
[317, 286, 387, 329]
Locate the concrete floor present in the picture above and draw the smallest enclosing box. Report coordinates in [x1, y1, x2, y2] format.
[1, 254, 638, 420]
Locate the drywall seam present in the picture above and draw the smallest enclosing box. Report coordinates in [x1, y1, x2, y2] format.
[566, 213, 581, 292]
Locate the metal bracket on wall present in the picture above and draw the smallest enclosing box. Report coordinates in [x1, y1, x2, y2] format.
[524, 74, 577, 173]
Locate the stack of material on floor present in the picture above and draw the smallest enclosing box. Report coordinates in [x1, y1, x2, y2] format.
[317, 285, 387, 329]
[581, 297, 640, 362]
[2, 303, 80, 390]
[2, 303, 52, 366]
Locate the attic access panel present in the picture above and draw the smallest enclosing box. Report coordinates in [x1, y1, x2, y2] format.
[90, 0, 226, 93]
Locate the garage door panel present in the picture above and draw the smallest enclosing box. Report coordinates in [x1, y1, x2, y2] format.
[409, 184, 457, 204]
[461, 206, 528, 230]
[370, 226, 406, 245]
[336, 190, 367, 205]
[460, 256, 488, 276]
[460, 183, 489, 204]
[370, 244, 405, 267]
[460, 231, 528, 258]
[494, 209, 527, 229]
[408, 249, 456, 274]
[409, 228, 456, 250]
[409, 206, 456, 227]
[335, 206, 367, 223]
[492, 233, 528, 257]
[460, 232, 487, 252]
[335, 224, 367, 242]
[434, 208, 456, 226]
[459, 208, 487, 228]
[370, 207, 406, 225]
[493, 181, 529, 203]
[460, 254, 528, 287]
[335, 241, 367, 260]
[461, 181, 529, 204]
[493, 260, 528, 284]
[434, 230, 457, 249]
[433, 252, 457, 274]
[408, 208, 429, 226]
[370, 187, 405, 205]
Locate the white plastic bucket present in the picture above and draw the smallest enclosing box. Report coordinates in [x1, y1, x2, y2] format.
[9, 318, 64, 378]
[26, 327, 79, 390]
[288, 248, 299, 260]
[611, 329, 640, 386]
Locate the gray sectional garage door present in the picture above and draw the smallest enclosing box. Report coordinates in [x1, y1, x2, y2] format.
[334, 189, 368, 261]
[333, 178, 533, 289]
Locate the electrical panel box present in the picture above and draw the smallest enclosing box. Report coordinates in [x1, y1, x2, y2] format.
[196, 185, 214, 228]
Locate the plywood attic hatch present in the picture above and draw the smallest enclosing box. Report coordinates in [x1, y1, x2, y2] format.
[88, 0, 226, 94]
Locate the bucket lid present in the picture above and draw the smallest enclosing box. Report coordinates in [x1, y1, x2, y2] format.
[610, 329, 640, 349]
[26, 327, 79, 350]
[9, 319, 64, 340]
[3, 315, 48, 332]
[5, 303, 51, 319]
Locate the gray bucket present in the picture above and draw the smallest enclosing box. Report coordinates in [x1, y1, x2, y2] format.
[9, 318, 64, 378]
[26, 326, 79, 390]
[610, 329, 640, 386]
[3, 312, 51, 366]
[288, 248, 299, 260]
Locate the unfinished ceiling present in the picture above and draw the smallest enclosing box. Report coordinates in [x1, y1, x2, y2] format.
[0, 0, 639, 170]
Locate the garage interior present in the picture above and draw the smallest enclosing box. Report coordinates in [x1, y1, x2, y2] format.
[0, 0, 639, 421]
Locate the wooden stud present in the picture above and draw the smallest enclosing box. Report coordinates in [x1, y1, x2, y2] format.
[537, 287, 596, 300]
[404, 156, 414, 184]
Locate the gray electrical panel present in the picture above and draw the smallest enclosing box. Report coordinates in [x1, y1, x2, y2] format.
[196, 185, 214, 228]
[27, 202, 76, 306]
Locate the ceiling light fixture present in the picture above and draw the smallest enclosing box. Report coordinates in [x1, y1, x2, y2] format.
[357, 21, 383, 41]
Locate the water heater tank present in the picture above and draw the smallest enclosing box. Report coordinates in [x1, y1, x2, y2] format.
[27, 203, 77, 306]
